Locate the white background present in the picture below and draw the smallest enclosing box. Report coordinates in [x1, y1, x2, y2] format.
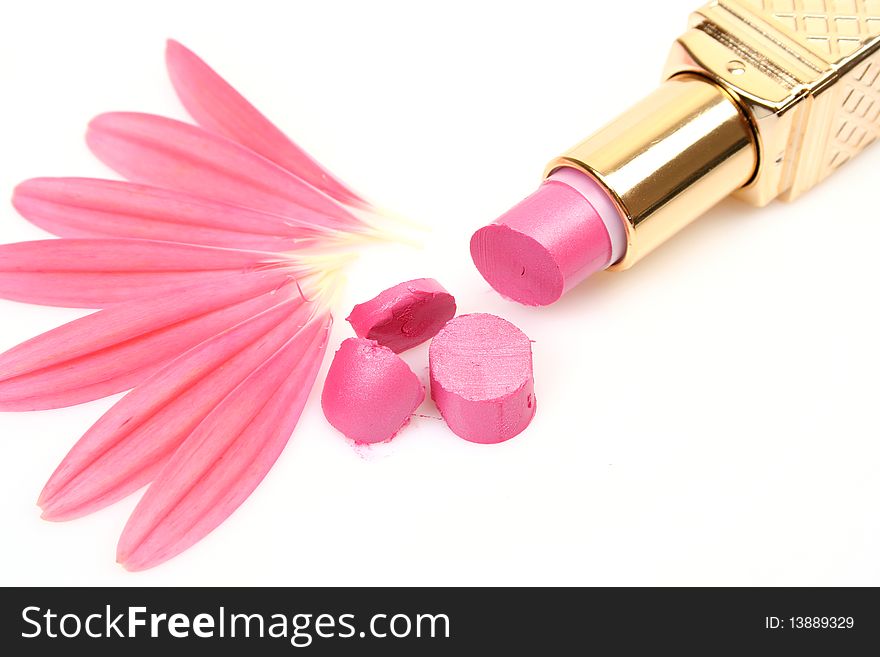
[1, 0, 878, 586]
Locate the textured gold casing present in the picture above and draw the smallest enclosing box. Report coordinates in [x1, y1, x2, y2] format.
[547, 0, 880, 269]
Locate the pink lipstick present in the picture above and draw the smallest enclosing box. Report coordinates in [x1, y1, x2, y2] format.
[472, 0, 880, 305]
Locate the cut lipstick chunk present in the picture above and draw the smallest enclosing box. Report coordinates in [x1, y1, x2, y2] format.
[429, 313, 535, 444]
[346, 278, 456, 353]
[470, 171, 619, 306]
[321, 338, 425, 444]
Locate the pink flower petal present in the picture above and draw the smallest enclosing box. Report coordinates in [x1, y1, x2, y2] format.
[87, 113, 361, 229]
[117, 311, 331, 570]
[0, 270, 297, 410]
[0, 238, 284, 307]
[13, 177, 332, 249]
[39, 297, 313, 520]
[166, 40, 366, 209]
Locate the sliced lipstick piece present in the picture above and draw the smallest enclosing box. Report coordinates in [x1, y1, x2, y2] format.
[321, 338, 425, 444]
[429, 313, 535, 444]
[346, 278, 456, 353]
[470, 168, 626, 306]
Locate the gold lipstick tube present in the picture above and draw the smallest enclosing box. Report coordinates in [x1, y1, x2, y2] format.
[546, 0, 880, 270]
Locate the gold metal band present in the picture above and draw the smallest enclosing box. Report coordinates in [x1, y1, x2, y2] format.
[546, 0, 880, 269]
[546, 75, 757, 269]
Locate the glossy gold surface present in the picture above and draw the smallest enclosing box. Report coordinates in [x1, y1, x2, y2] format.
[673, 0, 880, 205]
[547, 0, 880, 269]
[546, 75, 757, 268]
